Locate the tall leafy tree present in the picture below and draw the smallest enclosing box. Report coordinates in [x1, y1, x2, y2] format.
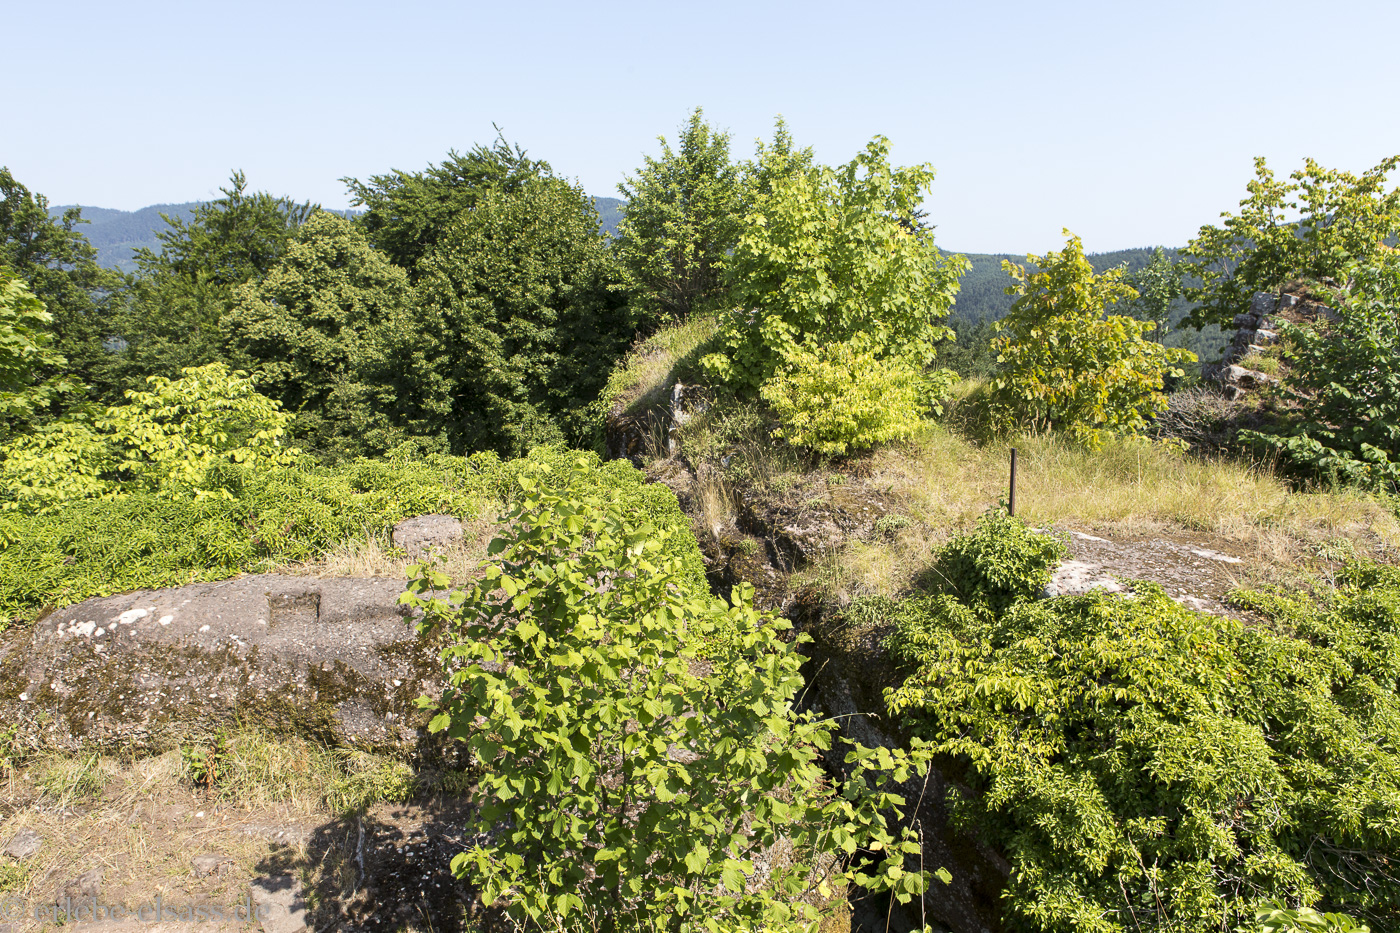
[386, 176, 634, 457]
[702, 135, 967, 393]
[1183, 155, 1400, 329]
[614, 108, 746, 324]
[344, 132, 551, 276]
[223, 212, 415, 460]
[0, 167, 120, 404]
[111, 171, 314, 389]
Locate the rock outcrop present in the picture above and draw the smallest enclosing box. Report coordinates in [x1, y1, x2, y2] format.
[0, 574, 449, 758]
[390, 513, 465, 561]
[1206, 290, 1334, 399]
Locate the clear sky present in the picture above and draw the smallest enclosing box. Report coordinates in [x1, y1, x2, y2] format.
[8, 0, 1399, 254]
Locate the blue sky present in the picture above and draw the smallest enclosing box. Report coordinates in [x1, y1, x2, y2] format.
[9, 0, 1399, 253]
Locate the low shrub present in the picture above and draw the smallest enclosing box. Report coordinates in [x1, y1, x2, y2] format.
[405, 456, 944, 931]
[759, 342, 956, 455]
[874, 561, 1400, 931]
[926, 509, 1066, 614]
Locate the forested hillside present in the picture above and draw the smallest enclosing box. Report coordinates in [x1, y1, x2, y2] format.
[45, 202, 198, 272]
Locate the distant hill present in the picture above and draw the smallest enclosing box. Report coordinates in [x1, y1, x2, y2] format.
[594, 196, 625, 239]
[48, 203, 199, 274]
[54, 196, 629, 274]
[945, 245, 1227, 366]
[948, 246, 1177, 326]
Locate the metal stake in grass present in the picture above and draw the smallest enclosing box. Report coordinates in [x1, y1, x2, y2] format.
[1009, 448, 1018, 517]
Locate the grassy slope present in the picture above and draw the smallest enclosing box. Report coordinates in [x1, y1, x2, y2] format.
[608, 315, 1400, 601]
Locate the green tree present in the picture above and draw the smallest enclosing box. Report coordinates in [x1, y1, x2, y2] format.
[344, 133, 551, 275]
[993, 231, 1195, 448]
[1183, 156, 1400, 329]
[0, 271, 81, 440]
[702, 135, 968, 393]
[614, 108, 746, 324]
[1123, 246, 1181, 342]
[387, 177, 634, 457]
[224, 212, 414, 460]
[112, 171, 314, 387]
[0, 167, 121, 404]
[740, 117, 815, 206]
[405, 457, 944, 932]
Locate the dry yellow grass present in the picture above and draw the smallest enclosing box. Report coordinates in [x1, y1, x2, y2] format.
[0, 734, 460, 932]
[869, 424, 1400, 566]
[792, 424, 1400, 603]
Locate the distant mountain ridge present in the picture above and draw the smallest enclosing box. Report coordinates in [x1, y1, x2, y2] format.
[48, 202, 199, 273]
[52, 195, 630, 274]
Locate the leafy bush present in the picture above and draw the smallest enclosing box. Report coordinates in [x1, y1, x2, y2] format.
[878, 564, 1400, 932]
[1257, 902, 1371, 933]
[406, 457, 944, 931]
[993, 232, 1195, 449]
[926, 509, 1066, 615]
[759, 343, 956, 455]
[0, 363, 297, 513]
[1241, 255, 1400, 492]
[0, 419, 115, 513]
[701, 136, 967, 394]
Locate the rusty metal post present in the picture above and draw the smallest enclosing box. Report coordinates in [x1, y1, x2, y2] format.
[1008, 448, 1018, 517]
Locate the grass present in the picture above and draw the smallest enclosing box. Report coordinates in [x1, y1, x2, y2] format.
[762, 415, 1400, 603]
[806, 424, 1400, 598]
[276, 508, 500, 584]
[602, 312, 719, 421]
[0, 732, 481, 932]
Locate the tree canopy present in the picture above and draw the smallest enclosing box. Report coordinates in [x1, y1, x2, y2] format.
[614, 107, 746, 325]
[224, 211, 416, 460]
[0, 166, 120, 403]
[387, 175, 633, 457]
[1183, 155, 1400, 329]
[110, 171, 314, 391]
[344, 133, 552, 275]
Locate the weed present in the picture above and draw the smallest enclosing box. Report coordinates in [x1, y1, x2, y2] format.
[873, 514, 911, 539]
[325, 750, 415, 814]
[181, 734, 231, 791]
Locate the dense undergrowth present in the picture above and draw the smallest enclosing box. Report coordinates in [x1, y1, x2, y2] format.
[849, 513, 1400, 932]
[0, 446, 703, 627]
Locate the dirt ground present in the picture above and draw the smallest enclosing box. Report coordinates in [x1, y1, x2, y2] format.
[0, 752, 491, 933]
